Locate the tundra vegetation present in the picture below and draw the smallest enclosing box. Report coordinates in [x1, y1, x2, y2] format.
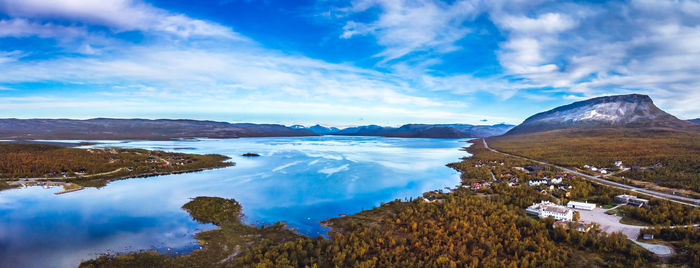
[487, 129, 700, 194]
[82, 140, 700, 267]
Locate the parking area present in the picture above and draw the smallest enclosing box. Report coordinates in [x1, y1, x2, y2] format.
[576, 207, 673, 256]
[577, 208, 643, 239]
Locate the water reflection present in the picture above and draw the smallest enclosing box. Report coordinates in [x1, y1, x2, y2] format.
[0, 136, 468, 268]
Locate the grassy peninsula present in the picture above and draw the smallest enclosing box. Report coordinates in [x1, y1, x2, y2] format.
[80, 197, 302, 268]
[0, 142, 233, 191]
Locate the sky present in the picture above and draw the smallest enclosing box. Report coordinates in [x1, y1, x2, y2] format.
[0, 0, 699, 126]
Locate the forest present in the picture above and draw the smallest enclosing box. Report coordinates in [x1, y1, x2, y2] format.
[640, 226, 699, 266]
[487, 129, 700, 193]
[82, 193, 658, 267]
[0, 142, 232, 189]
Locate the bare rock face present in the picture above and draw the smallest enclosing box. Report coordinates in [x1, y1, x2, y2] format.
[506, 94, 696, 135]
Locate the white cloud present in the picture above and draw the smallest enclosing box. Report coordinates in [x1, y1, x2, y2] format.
[337, 0, 479, 61]
[498, 13, 577, 34]
[480, 0, 700, 117]
[0, 18, 86, 39]
[4, 0, 700, 123]
[0, 42, 470, 116]
[0, 0, 239, 38]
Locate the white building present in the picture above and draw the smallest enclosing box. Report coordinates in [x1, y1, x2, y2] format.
[567, 201, 596, 211]
[614, 194, 649, 207]
[528, 179, 548, 186]
[614, 161, 623, 168]
[550, 177, 563, 184]
[526, 201, 574, 221]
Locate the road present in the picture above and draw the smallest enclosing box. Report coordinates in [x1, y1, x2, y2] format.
[481, 139, 700, 208]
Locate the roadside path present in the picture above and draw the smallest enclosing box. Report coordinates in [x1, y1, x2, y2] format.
[481, 139, 700, 208]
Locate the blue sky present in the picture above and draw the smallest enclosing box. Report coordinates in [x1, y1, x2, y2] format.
[1, 0, 699, 126]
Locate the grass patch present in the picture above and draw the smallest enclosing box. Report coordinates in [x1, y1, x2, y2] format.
[601, 203, 617, 209]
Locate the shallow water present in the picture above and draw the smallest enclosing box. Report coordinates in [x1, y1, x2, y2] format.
[0, 136, 469, 268]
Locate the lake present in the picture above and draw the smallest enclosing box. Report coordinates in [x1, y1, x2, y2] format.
[0, 136, 469, 268]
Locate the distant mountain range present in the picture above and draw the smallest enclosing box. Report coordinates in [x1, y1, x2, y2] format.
[0, 118, 316, 140]
[0, 118, 513, 140]
[305, 123, 514, 138]
[308, 125, 340, 135]
[506, 94, 698, 135]
[689, 118, 700, 124]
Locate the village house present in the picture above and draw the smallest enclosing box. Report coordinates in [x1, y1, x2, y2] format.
[549, 177, 563, 184]
[513, 167, 527, 172]
[614, 194, 649, 207]
[528, 179, 548, 186]
[526, 201, 574, 221]
[421, 196, 443, 203]
[566, 201, 596, 210]
[525, 166, 543, 172]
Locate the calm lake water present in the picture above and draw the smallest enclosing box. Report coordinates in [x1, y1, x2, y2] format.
[0, 136, 469, 268]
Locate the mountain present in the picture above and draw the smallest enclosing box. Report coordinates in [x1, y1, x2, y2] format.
[0, 118, 317, 140]
[439, 124, 515, 137]
[308, 125, 340, 135]
[689, 118, 700, 124]
[329, 123, 514, 138]
[506, 94, 697, 135]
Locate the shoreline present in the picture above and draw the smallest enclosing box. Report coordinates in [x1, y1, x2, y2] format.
[2, 163, 234, 193]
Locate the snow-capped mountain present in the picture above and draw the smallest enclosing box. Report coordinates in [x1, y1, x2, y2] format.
[506, 94, 696, 135]
[308, 124, 340, 135]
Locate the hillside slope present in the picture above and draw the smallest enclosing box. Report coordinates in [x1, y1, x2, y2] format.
[327, 123, 513, 138]
[0, 118, 317, 140]
[507, 94, 696, 135]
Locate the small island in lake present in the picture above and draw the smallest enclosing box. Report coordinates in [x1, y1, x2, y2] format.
[241, 153, 261, 157]
[0, 142, 233, 192]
